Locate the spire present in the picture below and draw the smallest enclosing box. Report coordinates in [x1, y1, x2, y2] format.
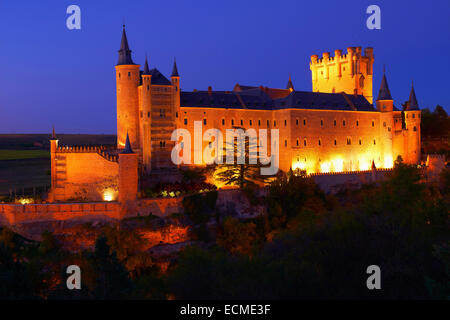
[286, 75, 294, 91]
[143, 55, 150, 75]
[51, 126, 56, 140]
[377, 68, 392, 100]
[121, 131, 134, 154]
[406, 80, 419, 111]
[171, 58, 179, 77]
[117, 25, 135, 65]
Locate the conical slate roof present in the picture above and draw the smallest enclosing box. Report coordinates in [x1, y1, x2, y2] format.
[286, 75, 294, 90]
[405, 82, 419, 111]
[171, 58, 179, 77]
[377, 72, 392, 100]
[121, 132, 134, 154]
[143, 56, 150, 75]
[117, 25, 135, 65]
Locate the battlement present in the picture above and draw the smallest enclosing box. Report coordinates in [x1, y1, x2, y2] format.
[310, 46, 374, 103]
[310, 47, 374, 66]
[55, 145, 118, 162]
[308, 167, 392, 177]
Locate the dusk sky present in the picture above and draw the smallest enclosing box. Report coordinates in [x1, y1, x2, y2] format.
[0, 0, 449, 134]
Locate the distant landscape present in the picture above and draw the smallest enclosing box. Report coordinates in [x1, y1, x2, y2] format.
[0, 134, 116, 197]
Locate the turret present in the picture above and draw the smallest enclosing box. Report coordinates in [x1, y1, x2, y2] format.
[375, 69, 394, 168]
[376, 68, 393, 112]
[141, 56, 152, 172]
[49, 127, 58, 199]
[171, 58, 181, 125]
[404, 82, 421, 164]
[115, 25, 140, 150]
[118, 132, 138, 205]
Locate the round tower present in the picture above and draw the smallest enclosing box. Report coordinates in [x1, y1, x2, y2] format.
[376, 69, 394, 168]
[115, 25, 140, 150]
[404, 82, 421, 164]
[171, 58, 181, 126]
[141, 56, 152, 172]
[118, 133, 138, 204]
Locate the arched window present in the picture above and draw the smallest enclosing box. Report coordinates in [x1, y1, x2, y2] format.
[413, 126, 417, 132]
[303, 139, 307, 146]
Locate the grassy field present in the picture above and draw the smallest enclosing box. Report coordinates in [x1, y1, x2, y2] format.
[0, 134, 116, 197]
[0, 149, 50, 160]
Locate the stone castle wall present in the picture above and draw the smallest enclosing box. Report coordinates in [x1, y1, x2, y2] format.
[50, 147, 119, 202]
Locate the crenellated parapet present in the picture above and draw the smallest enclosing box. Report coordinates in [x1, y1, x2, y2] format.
[310, 46, 374, 103]
[55, 145, 119, 162]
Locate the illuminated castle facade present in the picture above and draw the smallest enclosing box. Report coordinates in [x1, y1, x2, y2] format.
[48, 27, 421, 202]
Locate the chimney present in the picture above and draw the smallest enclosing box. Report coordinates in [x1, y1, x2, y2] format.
[208, 86, 212, 95]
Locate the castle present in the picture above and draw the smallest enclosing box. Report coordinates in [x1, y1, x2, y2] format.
[47, 26, 421, 202]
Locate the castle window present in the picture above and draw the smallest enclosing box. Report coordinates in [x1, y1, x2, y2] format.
[140, 111, 143, 118]
[372, 121, 375, 127]
[176, 112, 178, 118]
[241, 120, 243, 126]
[412, 114, 415, 118]
[296, 139, 299, 146]
[359, 139, 362, 145]
[356, 120, 359, 126]
[147, 85, 150, 91]
[304, 139, 307, 146]
[296, 119, 299, 126]
[334, 139, 337, 146]
[318, 139, 322, 146]
[184, 118, 188, 125]
[303, 119, 306, 126]
[222, 119, 225, 125]
[203, 119, 207, 125]
[250, 120, 253, 126]
[232, 119, 235, 125]
[383, 122, 386, 127]
[346, 138, 351, 145]
[267, 120, 270, 127]
[343, 120, 346, 127]
[258, 120, 261, 126]
[413, 126, 417, 132]
[373, 139, 376, 145]
[388, 127, 391, 132]
[128, 72, 131, 78]
[285, 140, 287, 147]
[320, 119, 323, 127]
[334, 120, 337, 126]
[148, 112, 150, 118]
[274, 120, 276, 127]
[119, 73, 121, 79]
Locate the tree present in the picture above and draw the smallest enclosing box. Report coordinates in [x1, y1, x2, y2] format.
[216, 217, 261, 256]
[214, 127, 267, 189]
[89, 236, 134, 299]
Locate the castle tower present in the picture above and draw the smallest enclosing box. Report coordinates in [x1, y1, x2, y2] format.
[376, 70, 394, 168]
[49, 127, 58, 201]
[118, 133, 138, 204]
[171, 58, 181, 126]
[141, 56, 152, 172]
[115, 25, 141, 150]
[404, 82, 421, 164]
[310, 47, 374, 103]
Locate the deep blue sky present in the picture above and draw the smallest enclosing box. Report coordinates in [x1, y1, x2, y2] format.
[0, 0, 449, 134]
